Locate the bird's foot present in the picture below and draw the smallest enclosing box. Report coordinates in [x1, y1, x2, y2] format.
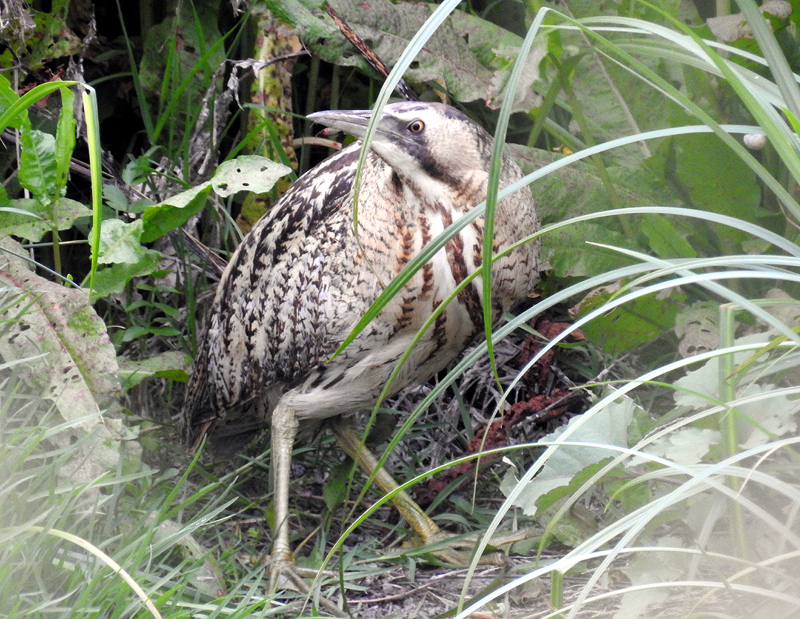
[410, 527, 538, 567]
[267, 552, 349, 618]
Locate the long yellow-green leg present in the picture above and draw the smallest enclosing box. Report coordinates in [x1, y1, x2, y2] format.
[269, 403, 347, 617]
[270, 401, 298, 567]
[331, 416, 484, 565]
[330, 416, 533, 565]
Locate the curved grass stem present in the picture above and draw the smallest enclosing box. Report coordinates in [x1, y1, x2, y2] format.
[23, 526, 162, 619]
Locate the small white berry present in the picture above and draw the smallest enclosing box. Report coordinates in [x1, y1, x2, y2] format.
[743, 133, 768, 150]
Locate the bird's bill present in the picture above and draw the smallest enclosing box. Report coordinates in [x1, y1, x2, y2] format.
[307, 108, 381, 140]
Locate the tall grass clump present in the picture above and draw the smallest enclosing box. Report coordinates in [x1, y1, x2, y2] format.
[411, 3, 800, 617]
[0, 352, 285, 618]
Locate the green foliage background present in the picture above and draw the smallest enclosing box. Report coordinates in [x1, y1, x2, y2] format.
[1, 0, 799, 617]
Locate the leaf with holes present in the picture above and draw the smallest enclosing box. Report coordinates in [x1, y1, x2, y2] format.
[211, 156, 292, 198]
[0, 235, 128, 478]
[140, 156, 291, 243]
[673, 332, 800, 450]
[275, 0, 542, 105]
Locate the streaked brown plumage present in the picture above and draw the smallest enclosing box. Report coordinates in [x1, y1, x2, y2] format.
[182, 101, 540, 582]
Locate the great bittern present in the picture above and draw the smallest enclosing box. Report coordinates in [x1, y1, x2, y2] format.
[182, 101, 540, 590]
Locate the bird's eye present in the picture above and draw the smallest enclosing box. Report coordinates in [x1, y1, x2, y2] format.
[407, 120, 425, 134]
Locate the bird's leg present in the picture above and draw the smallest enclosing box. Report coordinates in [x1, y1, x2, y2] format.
[331, 415, 440, 539]
[330, 416, 504, 566]
[269, 402, 348, 617]
[270, 401, 298, 570]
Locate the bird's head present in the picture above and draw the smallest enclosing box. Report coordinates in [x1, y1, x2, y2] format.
[308, 102, 492, 201]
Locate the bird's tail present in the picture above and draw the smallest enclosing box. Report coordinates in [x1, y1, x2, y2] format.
[180, 339, 219, 451]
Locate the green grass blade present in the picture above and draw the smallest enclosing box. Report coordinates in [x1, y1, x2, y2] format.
[0, 80, 79, 133]
[81, 85, 103, 302]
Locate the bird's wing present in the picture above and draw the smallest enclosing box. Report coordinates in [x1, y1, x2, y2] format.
[182, 145, 364, 446]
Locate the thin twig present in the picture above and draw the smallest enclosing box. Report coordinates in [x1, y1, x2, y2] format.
[325, 3, 418, 102]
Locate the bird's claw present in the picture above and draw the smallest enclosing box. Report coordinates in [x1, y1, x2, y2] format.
[267, 554, 349, 618]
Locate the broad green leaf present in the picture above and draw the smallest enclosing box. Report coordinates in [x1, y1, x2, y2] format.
[507, 146, 615, 225]
[640, 214, 697, 259]
[672, 134, 763, 235]
[450, 10, 544, 111]
[673, 331, 800, 450]
[128, 199, 154, 214]
[508, 144, 678, 278]
[98, 219, 148, 265]
[500, 395, 637, 517]
[518, 461, 611, 546]
[526, 460, 611, 517]
[272, 0, 513, 104]
[261, 0, 336, 40]
[565, 42, 682, 167]
[449, 10, 525, 69]
[121, 325, 180, 342]
[211, 156, 293, 198]
[18, 129, 56, 201]
[576, 287, 682, 355]
[0, 198, 91, 241]
[323, 461, 352, 512]
[633, 427, 721, 467]
[125, 300, 181, 319]
[118, 351, 192, 390]
[614, 535, 690, 619]
[103, 184, 130, 212]
[544, 224, 632, 278]
[119, 326, 149, 342]
[88, 250, 163, 300]
[522, 150, 675, 225]
[0, 80, 77, 134]
[141, 155, 291, 243]
[675, 302, 718, 357]
[140, 184, 212, 244]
